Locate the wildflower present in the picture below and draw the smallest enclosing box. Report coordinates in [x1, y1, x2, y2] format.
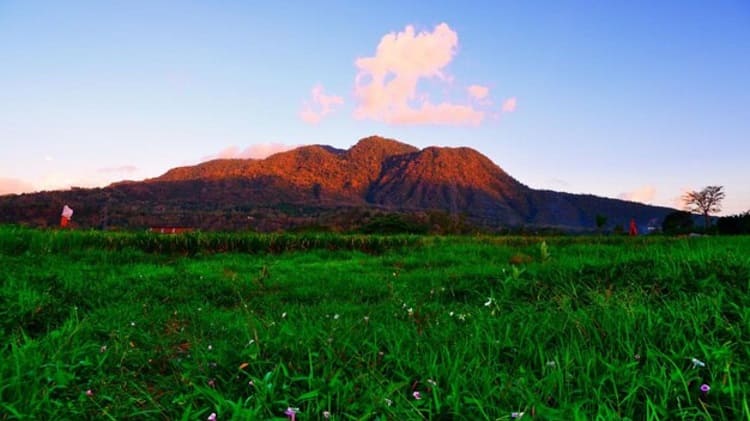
[407, 307, 414, 316]
[284, 407, 298, 421]
[511, 411, 525, 419]
[100, 345, 107, 353]
[208, 345, 213, 351]
[86, 389, 94, 397]
[427, 379, 437, 387]
[413, 391, 422, 400]
[323, 411, 331, 419]
[207, 413, 217, 421]
[700, 384, 711, 393]
[248, 381, 255, 387]
[208, 379, 216, 388]
[333, 314, 339, 320]
[384, 398, 392, 406]
[281, 312, 287, 318]
[449, 311, 454, 317]
[130, 321, 135, 327]
[691, 358, 706, 368]
[363, 316, 369, 323]
[458, 313, 466, 321]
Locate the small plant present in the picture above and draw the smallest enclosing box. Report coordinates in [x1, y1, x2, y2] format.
[539, 241, 551, 262]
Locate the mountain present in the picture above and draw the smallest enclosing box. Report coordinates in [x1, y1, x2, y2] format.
[0, 136, 677, 232]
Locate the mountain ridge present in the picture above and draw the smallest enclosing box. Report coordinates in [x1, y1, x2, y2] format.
[0, 135, 676, 232]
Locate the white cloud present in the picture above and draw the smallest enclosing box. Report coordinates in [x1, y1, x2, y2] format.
[502, 97, 517, 113]
[354, 23, 490, 126]
[300, 84, 344, 124]
[619, 186, 656, 204]
[468, 84, 489, 100]
[203, 143, 297, 161]
[0, 177, 36, 195]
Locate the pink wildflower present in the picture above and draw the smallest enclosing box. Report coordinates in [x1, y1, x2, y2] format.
[284, 407, 297, 421]
[413, 391, 422, 400]
[85, 389, 94, 397]
[207, 412, 217, 421]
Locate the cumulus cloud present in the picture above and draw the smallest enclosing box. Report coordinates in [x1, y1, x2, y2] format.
[0, 177, 36, 195]
[502, 97, 517, 113]
[619, 186, 656, 204]
[354, 23, 489, 126]
[203, 143, 297, 162]
[467, 85, 489, 100]
[300, 84, 344, 124]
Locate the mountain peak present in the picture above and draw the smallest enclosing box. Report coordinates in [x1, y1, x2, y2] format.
[348, 135, 419, 157]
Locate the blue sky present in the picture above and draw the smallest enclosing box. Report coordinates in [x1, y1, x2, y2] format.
[1, 1, 748, 214]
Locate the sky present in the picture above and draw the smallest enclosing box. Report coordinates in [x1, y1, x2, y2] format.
[1, 1, 748, 215]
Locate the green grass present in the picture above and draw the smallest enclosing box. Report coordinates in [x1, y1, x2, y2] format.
[1, 226, 749, 420]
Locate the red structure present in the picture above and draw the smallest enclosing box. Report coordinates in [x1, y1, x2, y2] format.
[629, 218, 638, 236]
[60, 204, 73, 228]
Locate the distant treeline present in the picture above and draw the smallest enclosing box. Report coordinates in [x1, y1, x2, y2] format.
[717, 212, 750, 234]
[662, 210, 750, 235]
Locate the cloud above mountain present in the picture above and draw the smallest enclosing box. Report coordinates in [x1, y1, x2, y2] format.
[203, 143, 297, 161]
[300, 84, 344, 124]
[352, 23, 499, 126]
[502, 97, 517, 113]
[0, 177, 35, 195]
[619, 185, 656, 204]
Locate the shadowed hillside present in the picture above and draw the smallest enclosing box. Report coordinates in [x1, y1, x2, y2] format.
[0, 136, 677, 232]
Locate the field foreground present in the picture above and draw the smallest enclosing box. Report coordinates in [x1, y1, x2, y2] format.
[1, 227, 749, 420]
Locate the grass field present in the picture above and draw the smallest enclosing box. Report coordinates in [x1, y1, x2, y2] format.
[1, 226, 748, 420]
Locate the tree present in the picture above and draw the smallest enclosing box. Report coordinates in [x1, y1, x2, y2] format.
[662, 210, 694, 235]
[683, 186, 725, 229]
[595, 214, 607, 233]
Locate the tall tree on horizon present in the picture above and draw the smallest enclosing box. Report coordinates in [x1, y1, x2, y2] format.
[683, 185, 725, 229]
